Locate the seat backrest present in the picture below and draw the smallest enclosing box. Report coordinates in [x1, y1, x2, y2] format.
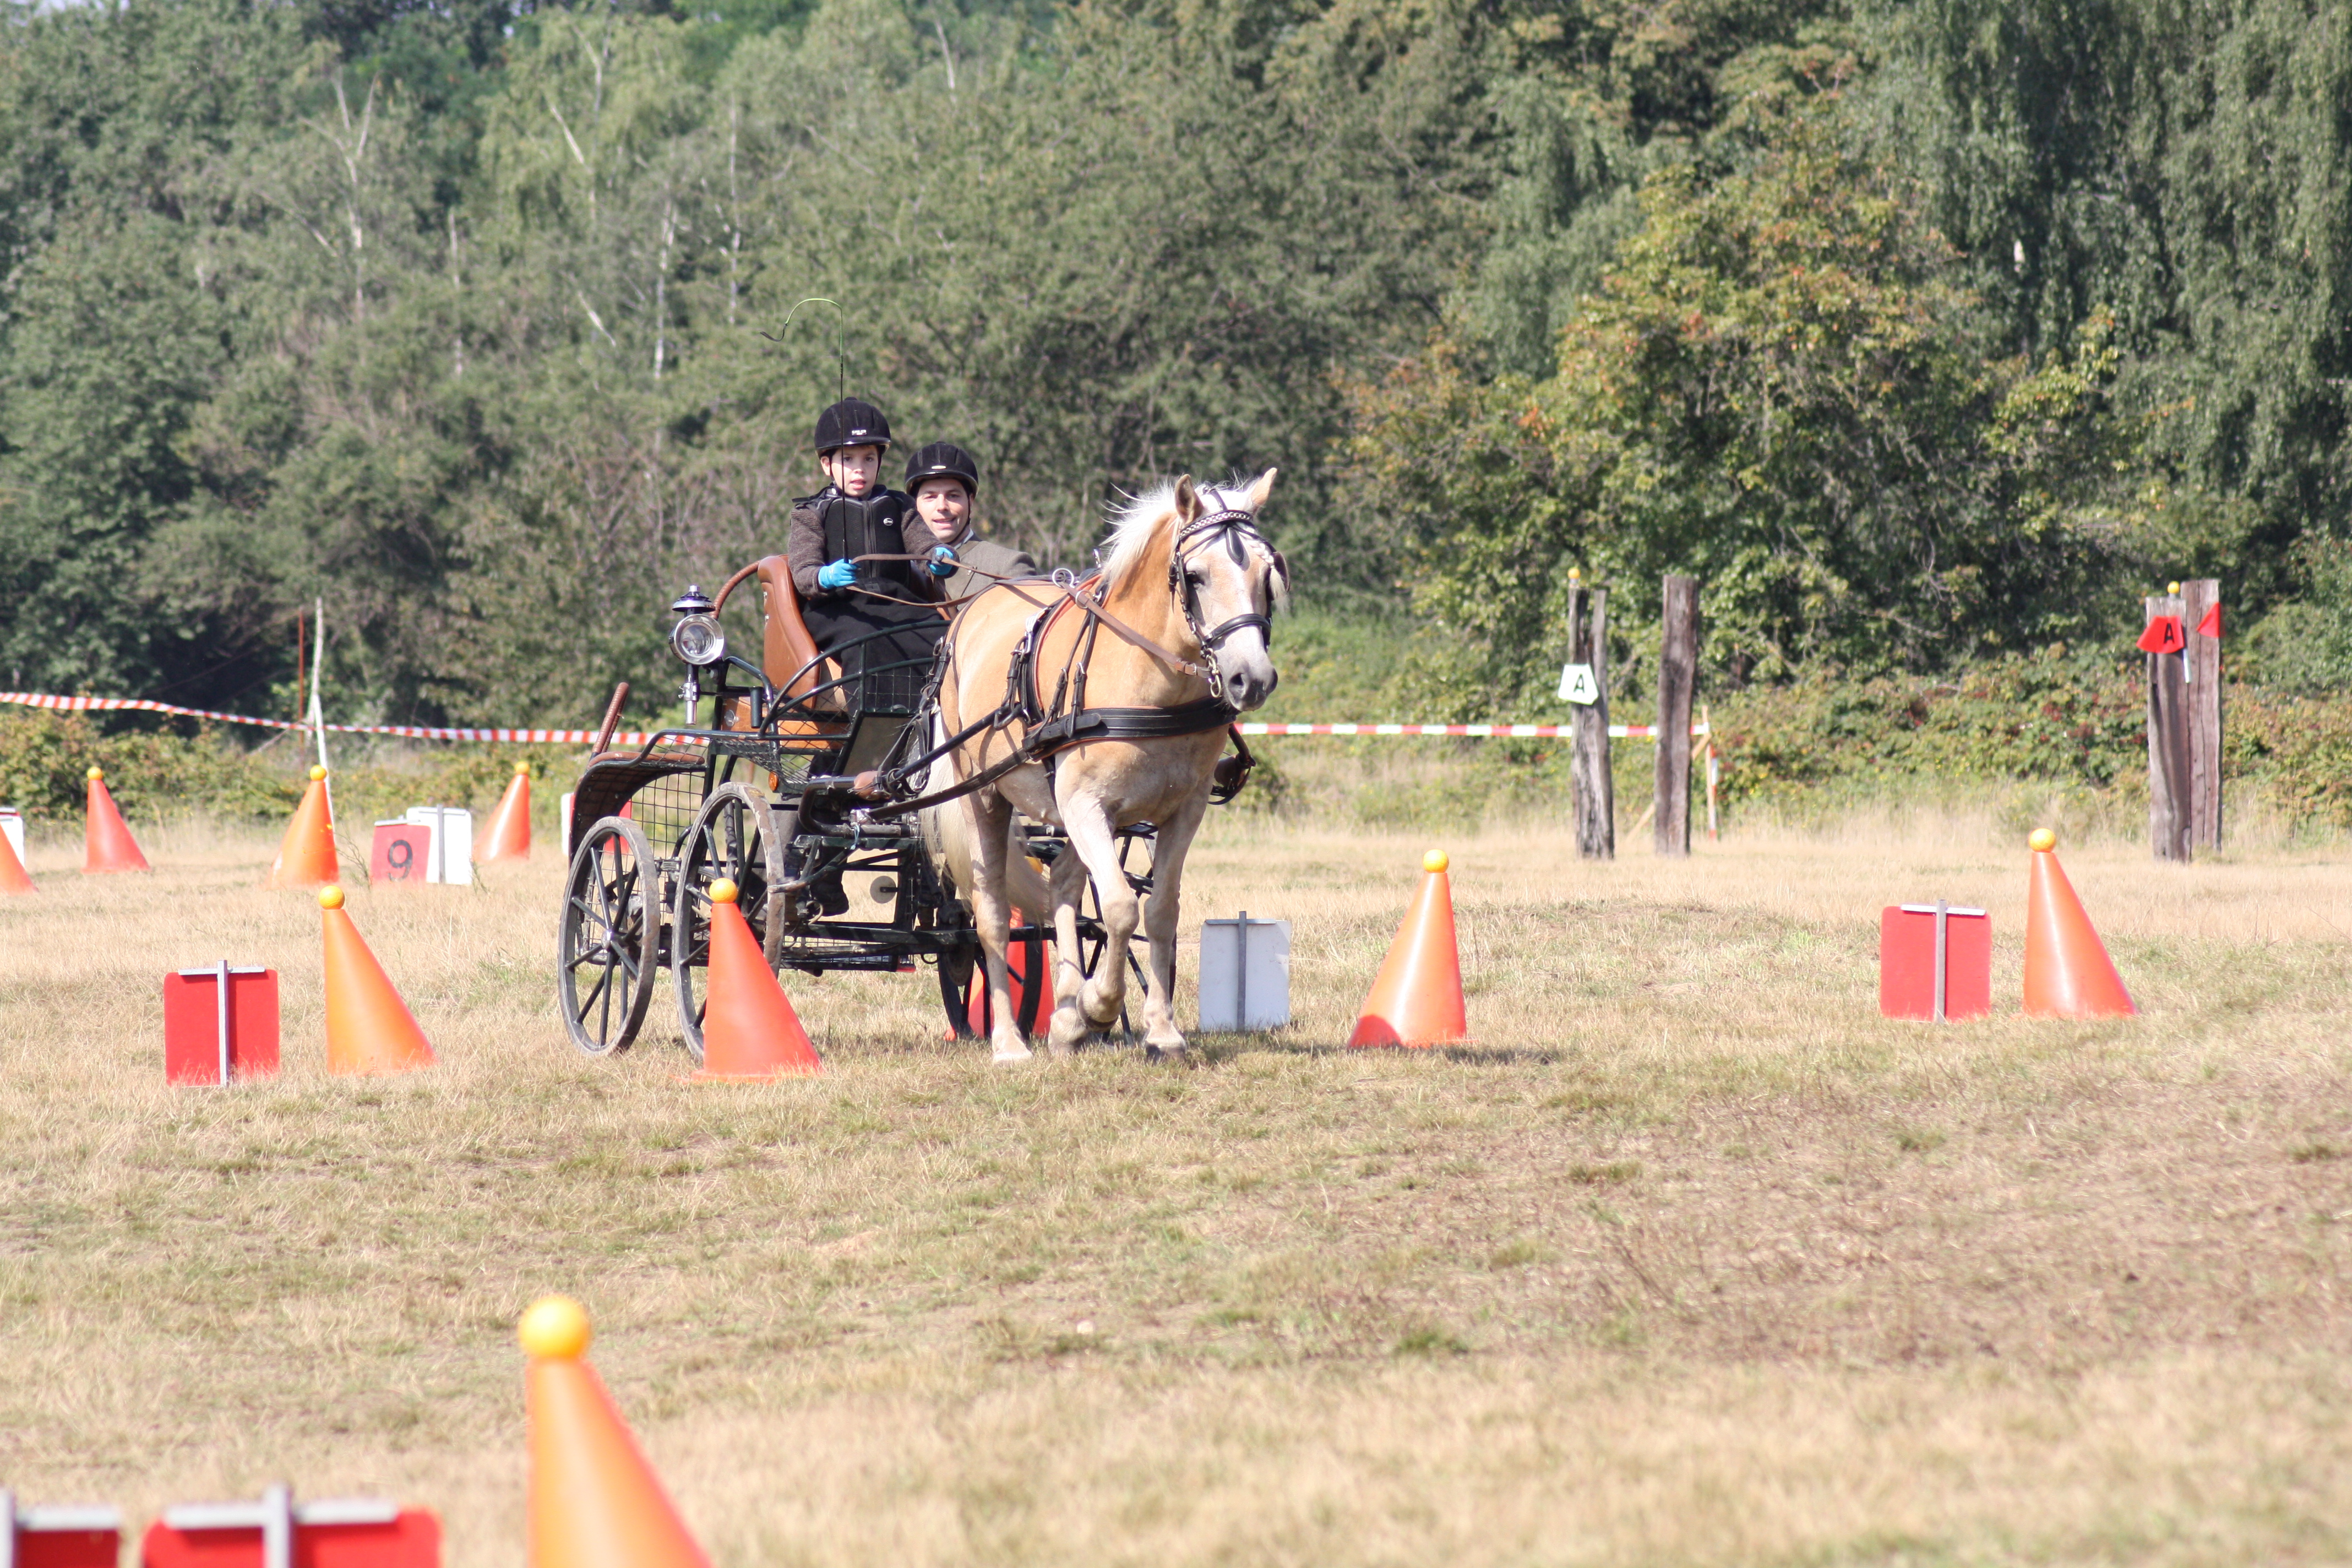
[755, 555, 825, 700]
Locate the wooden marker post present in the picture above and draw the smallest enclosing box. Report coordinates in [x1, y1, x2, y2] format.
[1564, 575, 1613, 859]
[2143, 591, 2192, 862]
[2181, 578, 2223, 852]
[1654, 574, 1697, 857]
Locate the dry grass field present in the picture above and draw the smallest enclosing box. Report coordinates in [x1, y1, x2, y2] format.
[1, 804, 2347, 1566]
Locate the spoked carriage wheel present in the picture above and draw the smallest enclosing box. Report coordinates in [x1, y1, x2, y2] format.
[938, 929, 1052, 1041]
[557, 816, 662, 1056]
[938, 941, 979, 1039]
[1071, 836, 1152, 1039]
[672, 782, 788, 1063]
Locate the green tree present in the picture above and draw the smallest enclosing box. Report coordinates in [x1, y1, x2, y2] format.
[1356, 97, 2141, 710]
[1862, 0, 2352, 585]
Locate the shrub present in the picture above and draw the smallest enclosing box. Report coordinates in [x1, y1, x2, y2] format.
[0, 710, 298, 821]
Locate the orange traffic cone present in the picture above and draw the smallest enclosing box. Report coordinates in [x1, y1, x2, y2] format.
[2022, 829, 2135, 1019]
[693, 879, 821, 1080]
[319, 885, 438, 1074]
[83, 767, 149, 873]
[479, 761, 532, 863]
[266, 765, 339, 889]
[964, 911, 1055, 1039]
[0, 827, 33, 895]
[1347, 848, 1469, 1047]
[520, 1297, 711, 1568]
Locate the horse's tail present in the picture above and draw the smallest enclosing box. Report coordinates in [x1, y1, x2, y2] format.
[918, 715, 1051, 921]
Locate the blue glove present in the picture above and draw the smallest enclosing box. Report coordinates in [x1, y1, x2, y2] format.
[817, 559, 858, 590]
[927, 545, 959, 578]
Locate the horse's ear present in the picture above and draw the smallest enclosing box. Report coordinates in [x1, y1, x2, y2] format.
[1173, 475, 1202, 524]
[1245, 466, 1278, 511]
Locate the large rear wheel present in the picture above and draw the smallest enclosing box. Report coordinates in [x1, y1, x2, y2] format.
[558, 816, 661, 1055]
[672, 783, 788, 1063]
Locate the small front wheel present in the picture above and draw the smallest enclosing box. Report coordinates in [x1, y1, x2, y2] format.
[673, 782, 788, 1064]
[558, 815, 662, 1055]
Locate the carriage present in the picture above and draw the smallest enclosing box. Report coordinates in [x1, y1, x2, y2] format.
[554, 554, 1153, 1060]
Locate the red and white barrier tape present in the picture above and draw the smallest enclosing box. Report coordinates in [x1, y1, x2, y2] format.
[0, 692, 660, 747]
[1, 692, 1705, 747]
[1235, 722, 1706, 739]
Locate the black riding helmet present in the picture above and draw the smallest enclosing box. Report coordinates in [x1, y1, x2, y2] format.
[813, 397, 892, 455]
[903, 442, 979, 493]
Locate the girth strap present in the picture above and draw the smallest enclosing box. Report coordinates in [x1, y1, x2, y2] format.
[1027, 696, 1239, 750]
[857, 695, 1238, 820]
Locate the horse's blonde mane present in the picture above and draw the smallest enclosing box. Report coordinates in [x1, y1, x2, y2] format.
[1098, 477, 1260, 590]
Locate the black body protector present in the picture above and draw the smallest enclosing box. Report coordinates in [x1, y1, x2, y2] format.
[798, 485, 944, 696]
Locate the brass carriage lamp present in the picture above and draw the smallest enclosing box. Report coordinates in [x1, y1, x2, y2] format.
[669, 585, 727, 721]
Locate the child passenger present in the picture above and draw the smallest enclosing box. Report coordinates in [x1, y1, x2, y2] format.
[902, 443, 1037, 601]
[787, 398, 956, 672]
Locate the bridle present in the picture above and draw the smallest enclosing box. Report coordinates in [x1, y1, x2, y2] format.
[1170, 504, 1288, 704]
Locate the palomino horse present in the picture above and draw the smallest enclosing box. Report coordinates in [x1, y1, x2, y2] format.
[933, 471, 1287, 1063]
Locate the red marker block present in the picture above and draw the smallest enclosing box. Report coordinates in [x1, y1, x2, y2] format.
[140, 1488, 439, 1568]
[1879, 902, 1991, 1021]
[3, 1491, 122, 1568]
[369, 822, 433, 885]
[163, 963, 279, 1085]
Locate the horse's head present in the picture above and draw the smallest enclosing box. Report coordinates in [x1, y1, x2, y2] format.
[1168, 469, 1288, 711]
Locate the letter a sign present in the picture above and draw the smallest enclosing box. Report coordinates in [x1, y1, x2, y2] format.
[1558, 662, 1600, 705]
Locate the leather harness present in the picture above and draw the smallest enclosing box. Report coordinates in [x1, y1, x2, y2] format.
[851, 507, 1281, 819]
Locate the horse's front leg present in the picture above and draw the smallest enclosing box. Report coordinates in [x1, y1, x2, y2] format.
[1048, 791, 1137, 1053]
[1046, 839, 1091, 1051]
[965, 787, 1031, 1065]
[1136, 793, 1209, 1060]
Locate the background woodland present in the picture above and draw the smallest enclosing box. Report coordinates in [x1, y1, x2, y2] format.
[0, 0, 2346, 731]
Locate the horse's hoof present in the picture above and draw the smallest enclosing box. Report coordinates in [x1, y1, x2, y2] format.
[1047, 1009, 1092, 1055]
[992, 1041, 1034, 1065]
[1144, 1042, 1191, 1065]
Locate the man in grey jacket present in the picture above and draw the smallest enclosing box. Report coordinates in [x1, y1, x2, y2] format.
[904, 443, 1038, 605]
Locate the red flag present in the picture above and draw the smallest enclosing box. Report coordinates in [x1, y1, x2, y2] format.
[2196, 602, 2221, 639]
[2137, 616, 2186, 655]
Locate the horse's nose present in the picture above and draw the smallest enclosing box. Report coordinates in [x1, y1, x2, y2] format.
[1227, 664, 1277, 711]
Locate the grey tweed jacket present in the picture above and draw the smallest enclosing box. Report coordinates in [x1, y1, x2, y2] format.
[941, 534, 1039, 605]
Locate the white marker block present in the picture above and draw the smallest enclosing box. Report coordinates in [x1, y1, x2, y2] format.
[0, 808, 23, 867]
[560, 791, 574, 851]
[400, 807, 474, 885]
[1199, 911, 1291, 1032]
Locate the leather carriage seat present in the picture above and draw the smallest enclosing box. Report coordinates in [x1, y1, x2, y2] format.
[754, 554, 837, 705]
